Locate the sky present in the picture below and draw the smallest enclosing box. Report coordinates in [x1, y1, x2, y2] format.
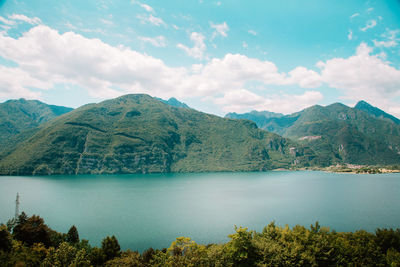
[0, 0, 400, 117]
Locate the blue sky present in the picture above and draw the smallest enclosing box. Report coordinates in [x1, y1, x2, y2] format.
[0, 0, 400, 116]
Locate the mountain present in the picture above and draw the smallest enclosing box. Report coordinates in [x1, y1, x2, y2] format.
[0, 99, 73, 153]
[226, 102, 400, 166]
[354, 100, 400, 124]
[0, 94, 313, 175]
[226, 110, 284, 129]
[155, 97, 190, 109]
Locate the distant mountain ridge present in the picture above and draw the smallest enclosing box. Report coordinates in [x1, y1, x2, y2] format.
[225, 101, 400, 166]
[354, 100, 400, 124]
[155, 97, 190, 109]
[226, 110, 284, 129]
[0, 99, 73, 154]
[0, 94, 311, 175]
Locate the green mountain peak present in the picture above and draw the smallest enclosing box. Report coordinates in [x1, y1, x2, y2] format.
[355, 100, 400, 124]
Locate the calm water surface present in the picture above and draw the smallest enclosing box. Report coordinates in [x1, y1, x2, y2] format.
[1, 171, 400, 251]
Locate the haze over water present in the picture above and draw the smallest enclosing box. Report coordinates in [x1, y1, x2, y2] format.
[1, 171, 399, 251]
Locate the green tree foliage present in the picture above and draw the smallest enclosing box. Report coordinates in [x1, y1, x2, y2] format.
[104, 250, 141, 266]
[101, 235, 121, 262]
[42, 242, 90, 267]
[12, 213, 52, 247]
[0, 225, 12, 252]
[141, 247, 155, 264]
[89, 247, 106, 266]
[224, 226, 257, 266]
[66, 225, 80, 244]
[2, 211, 400, 266]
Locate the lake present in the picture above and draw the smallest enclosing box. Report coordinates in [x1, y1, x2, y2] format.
[0, 171, 400, 251]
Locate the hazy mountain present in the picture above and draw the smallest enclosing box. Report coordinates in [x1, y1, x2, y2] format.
[155, 97, 190, 109]
[0, 99, 73, 153]
[226, 102, 400, 166]
[354, 100, 400, 124]
[0, 94, 312, 175]
[226, 110, 284, 129]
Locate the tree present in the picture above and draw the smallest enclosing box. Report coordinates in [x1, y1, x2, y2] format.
[89, 247, 106, 266]
[101, 235, 121, 261]
[13, 214, 51, 247]
[224, 226, 258, 266]
[0, 225, 12, 252]
[142, 247, 155, 263]
[66, 225, 79, 244]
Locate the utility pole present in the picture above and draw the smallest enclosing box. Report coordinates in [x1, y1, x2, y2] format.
[15, 193, 20, 220]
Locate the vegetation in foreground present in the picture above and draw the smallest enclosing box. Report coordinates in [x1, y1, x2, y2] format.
[1, 213, 400, 266]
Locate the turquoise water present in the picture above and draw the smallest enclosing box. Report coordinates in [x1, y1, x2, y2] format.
[1, 171, 400, 251]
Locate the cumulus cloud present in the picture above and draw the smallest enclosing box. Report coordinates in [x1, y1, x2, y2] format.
[137, 14, 165, 26]
[317, 42, 400, 115]
[0, 25, 324, 111]
[177, 32, 206, 60]
[2, 25, 399, 116]
[360, 20, 377, 32]
[0, 65, 50, 99]
[0, 25, 183, 99]
[138, 35, 166, 47]
[286, 67, 322, 88]
[210, 22, 229, 38]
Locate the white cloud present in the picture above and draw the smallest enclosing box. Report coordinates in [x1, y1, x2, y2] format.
[138, 35, 166, 47]
[0, 25, 181, 99]
[214, 89, 323, 114]
[348, 29, 353, 40]
[0, 16, 15, 25]
[177, 32, 206, 60]
[350, 13, 359, 19]
[139, 3, 154, 13]
[360, 20, 377, 32]
[0, 65, 50, 100]
[373, 39, 397, 48]
[2, 25, 399, 116]
[242, 42, 248, 48]
[100, 18, 114, 26]
[0, 25, 322, 111]
[317, 42, 400, 115]
[210, 22, 229, 38]
[373, 29, 399, 48]
[367, 7, 374, 13]
[248, 30, 257, 36]
[8, 14, 41, 25]
[131, 0, 154, 13]
[286, 67, 322, 88]
[137, 14, 166, 26]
